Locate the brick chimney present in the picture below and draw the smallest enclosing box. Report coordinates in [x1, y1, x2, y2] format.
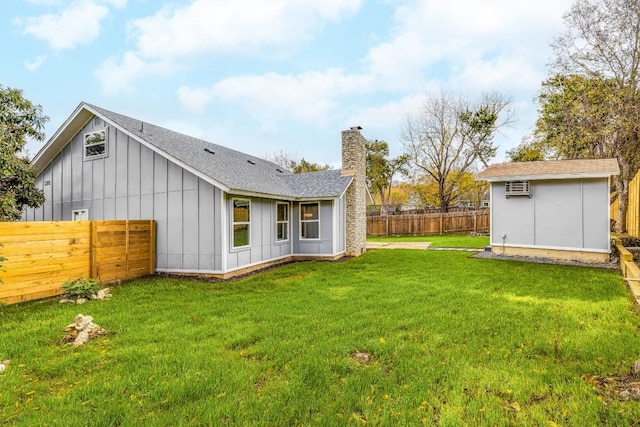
[342, 127, 367, 256]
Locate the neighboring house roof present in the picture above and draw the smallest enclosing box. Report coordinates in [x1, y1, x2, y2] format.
[476, 158, 620, 182]
[32, 102, 353, 200]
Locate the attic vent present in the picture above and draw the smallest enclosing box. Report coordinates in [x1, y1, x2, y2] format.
[505, 181, 531, 198]
[204, 148, 215, 154]
[276, 168, 284, 173]
[247, 160, 256, 165]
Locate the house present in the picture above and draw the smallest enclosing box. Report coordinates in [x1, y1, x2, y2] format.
[25, 102, 368, 278]
[476, 158, 619, 263]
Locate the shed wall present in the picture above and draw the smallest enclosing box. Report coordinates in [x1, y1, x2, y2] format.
[490, 178, 610, 252]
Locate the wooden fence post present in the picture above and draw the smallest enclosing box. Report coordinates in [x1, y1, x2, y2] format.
[90, 221, 97, 280]
[439, 214, 443, 235]
[149, 220, 156, 274]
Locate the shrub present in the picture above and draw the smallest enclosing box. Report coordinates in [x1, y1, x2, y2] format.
[62, 278, 99, 300]
[0, 255, 5, 284]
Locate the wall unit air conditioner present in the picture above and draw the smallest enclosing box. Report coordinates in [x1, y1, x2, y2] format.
[505, 181, 531, 198]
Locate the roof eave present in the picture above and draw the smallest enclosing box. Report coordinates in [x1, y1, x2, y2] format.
[32, 102, 93, 174]
[478, 172, 619, 182]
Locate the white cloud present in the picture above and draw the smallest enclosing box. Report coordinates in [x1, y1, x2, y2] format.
[94, 52, 174, 94]
[23, 54, 48, 72]
[96, 0, 361, 94]
[363, 0, 573, 94]
[130, 0, 361, 59]
[15, 0, 126, 51]
[178, 68, 373, 125]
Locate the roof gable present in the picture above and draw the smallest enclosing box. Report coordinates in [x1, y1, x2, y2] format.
[32, 102, 351, 200]
[477, 158, 620, 182]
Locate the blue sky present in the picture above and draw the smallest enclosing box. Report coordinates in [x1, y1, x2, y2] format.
[3, 0, 573, 168]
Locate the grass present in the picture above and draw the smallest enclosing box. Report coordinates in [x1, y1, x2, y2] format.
[367, 233, 490, 248]
[1, 249, 640, 426]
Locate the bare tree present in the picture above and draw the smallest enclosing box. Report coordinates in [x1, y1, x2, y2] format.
[401, 91, 513, 212]
[550, 0, 640, 232]
[264, 149, 330, 173]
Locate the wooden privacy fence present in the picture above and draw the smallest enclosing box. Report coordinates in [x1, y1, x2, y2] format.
[367, 211, 490, 237]
[611, 169, 640, 237]
[0, 220, 155, 305]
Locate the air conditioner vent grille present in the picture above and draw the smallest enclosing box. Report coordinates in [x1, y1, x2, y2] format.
[505, 181, 530, 197]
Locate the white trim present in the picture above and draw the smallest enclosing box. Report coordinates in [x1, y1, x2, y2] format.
[221, 192, 228, 271]
[276, 202, 290, 242]
[331, 200, 346, 253]
[299, 201, 321, 240]
[224, 254, 291, 273]
[83, 129, 108, 160]
[488, 184, 493, 242]
[481, 172, 617, 182]
[488, 242, 610, 254]
[157, 268, 224, 274]
[231, 197, 251, 249]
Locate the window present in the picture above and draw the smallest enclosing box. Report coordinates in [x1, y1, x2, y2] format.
[276, 203, 289, 241]
[72, 209, 89, 221]
[232, 199, 251, 248]
[300, 202, 319, 239]
[84, 129, 107, 159]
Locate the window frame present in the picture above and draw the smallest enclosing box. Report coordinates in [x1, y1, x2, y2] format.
[300, 202, 320, 240]
[232, 198, 251, 249]
[276, 202, 289, 242]
[83, 129, 108, 160]
[72, 209, 89, 221]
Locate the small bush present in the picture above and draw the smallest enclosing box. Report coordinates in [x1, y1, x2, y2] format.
[62, 278, 99, 299]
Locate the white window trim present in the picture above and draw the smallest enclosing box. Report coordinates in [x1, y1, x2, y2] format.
[276, 202, 289, 242]
[72, 209, 89, 221]
[83, 129, 108, 160]
[232, 198, 251, 249]
[300, 202, 320, 240]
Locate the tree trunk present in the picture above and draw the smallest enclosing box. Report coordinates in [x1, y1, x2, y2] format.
[379, 189, 388, 216]
[615, 176, 629, 234]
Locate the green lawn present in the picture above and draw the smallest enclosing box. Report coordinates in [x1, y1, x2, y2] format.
[1, 250, 639, 426]
[368, 234, 490, 248]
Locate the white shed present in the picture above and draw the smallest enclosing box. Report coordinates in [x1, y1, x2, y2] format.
[477, 158, 619, 263]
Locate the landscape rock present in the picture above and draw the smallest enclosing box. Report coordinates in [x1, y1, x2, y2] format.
[59, 288, 111, 304]
[93, 288, 112, 300]
[61, 314, 106, 347]
[352, 352, 372, 363]
[0, 360, 9, 373]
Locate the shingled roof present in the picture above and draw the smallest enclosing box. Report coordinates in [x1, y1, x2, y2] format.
[477, 158, 620, 182]
[33, 102, 353, 200]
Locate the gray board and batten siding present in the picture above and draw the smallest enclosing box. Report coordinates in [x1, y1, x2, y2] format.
[25, 116, 225, 272]
[490, 178, 611, 252]
[25, 103, 363, 276]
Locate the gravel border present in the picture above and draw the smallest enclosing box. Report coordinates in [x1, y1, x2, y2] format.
[470, 250, 619, 269]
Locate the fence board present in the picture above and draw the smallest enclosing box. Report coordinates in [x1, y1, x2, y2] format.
[367, 211, 489, 237]
[0, 220, 155, 304]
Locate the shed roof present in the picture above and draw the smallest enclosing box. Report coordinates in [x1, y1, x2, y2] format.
[476, 158, 620, 182]
[32, 102, 353, 200]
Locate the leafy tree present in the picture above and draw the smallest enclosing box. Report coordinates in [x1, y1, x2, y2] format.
[412, 171, 487, 211]
[401, 91, 513, 212]
[365, 139, 409, 216]
[265, 149, 330, 173]
[549, 0, 640, 232]
[0, 86, 47, 221]
[506, 137, 547, 162]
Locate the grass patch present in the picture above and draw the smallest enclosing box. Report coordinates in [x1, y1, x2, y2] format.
[1, 250, 639, 426]
[368, 233, 489, 248]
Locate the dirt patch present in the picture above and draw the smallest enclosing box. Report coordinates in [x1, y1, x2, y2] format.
[585, 372, 640, 401]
